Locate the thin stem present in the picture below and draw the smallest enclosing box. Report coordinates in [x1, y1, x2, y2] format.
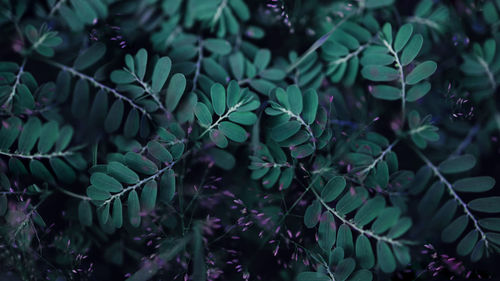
[412, 147, 489, 249]
[0, 150, 74, 160]
[382, 39, 406, 123]
[129, 71, 168, 114]
[330, 41, 370, 66]
[287, 14, 353, 73]
[311, 187, 403, 246]
[56, 186, 91, 201]
[356, 139, 399, 178]
[277, 107, 316, 150]
[476, 56, 497, 90]
[49, 0, 67, 16]
[42, 60, 152, 120]
[191, 39, 204, 93]
[102, 162, 176, 206]
[198, 101, 244, 139]
[2, 58, 26, 110]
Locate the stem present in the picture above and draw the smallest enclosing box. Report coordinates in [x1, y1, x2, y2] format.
[2, 58, 26, 110]
[0, 150, 74, 160]
[42, 60, 152, 120]
[191, 38, 204, 93]
[287, 14, 353, 73]
[102, 162, 176, 206]
[382, 39, 406, 123]
[129, 71, 168, 114]
[356, 139, 399, 178]
[56, 187, 91, 201]
[277, 107, 316, 150]
[198, 101, 244, 139]
[311, 187, 403, 246]
[412, 147, 489, 249]
[477, 56, 497, 90]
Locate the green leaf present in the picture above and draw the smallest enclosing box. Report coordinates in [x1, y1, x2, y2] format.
[227, 80, 241, 108]
[228, 112, 257, 125]
[254, 49, 271, 71]
[287, 85, 303, 115]
[302, 89, 318, 125]
[438, 154, 476, 174]
[50, 158, 76, 184]
[361, 65, 399, 81]
[377, 241, 396, 273]
[406, 82, 431, 102]
[337, 224, 354, 255]
[271, 121, 301, 142]
[335, 258, 355, 281]
[141, 181, 157, 211]
[318, 212, 336, 252]
[218, 121, 247, 142]
[74, 43, 106, 71]
[112, 198, 123, 228]
[135, 49, 148, 80]
[107, 161, 139, 184]
[211, 83, 226, 116]
[38, 121, 59, 153]
[105, 99, 124, 133]
[371, 207, 400, 234]
[356, 235, 375, 269]
[97, 203, 110, 224]
[291, 143, 314, 159]
[78, 200, 92, 226]
[160, 169, 176, 203]
[457, 230, 478, 256]
[406, 61, 437, 85]
[124, 109, 139, 138]
[296, 272, 330, 281]
[110, 70, 135, 84]
[442, 215, 468, 243]
[128, 190, 141, 227]
[152, 57, 172, 92]
[394, 24, 413, 52]
[18, 117, 41, 153]
[370, 85, 401, 100]
[354, 196, 385, 227]
[468, 197, 500, 213]
[304, 200, 321, 228]
[166, 73, 186, 112]
[401, 34, 423, 66]
[195, 103, 213, 127]
[204, 39, 231, 55]
[210, 129, 228, 148]
[147, 141, 173, 163]
[87, 185, 111, 200]
[347, 270, 372, 281]
[479, 218, 500, 231]
[125, 152, 158, 175]
[91, 172, 123, 193]
[453, 177, 495, 193]
[321, 176, 346, 202]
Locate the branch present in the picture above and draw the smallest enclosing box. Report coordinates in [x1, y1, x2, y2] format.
[311, 187, 403, 246]
[412, 147, 489, 250]
[42, 60, 152, 120]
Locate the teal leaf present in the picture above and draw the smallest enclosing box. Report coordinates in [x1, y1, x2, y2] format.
[128, 190, 141, 227]
[90, 172, 123, 192]
[211, 83, 226, 116]
[152, 57, 172, 92]
[218, 121, 247, 142]
[468, 197, 500, 213]
[406, 61, 437, 85]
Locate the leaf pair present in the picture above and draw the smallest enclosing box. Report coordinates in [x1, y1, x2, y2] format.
[0, 116, 82, 184]
[248, 142, 294, 189]
[408, 110, 439, 149]
[361, 23, 436, 102]
[265, 85, 330, 158]
[111, 49, 187, 114]
[195, 81, 260, 148]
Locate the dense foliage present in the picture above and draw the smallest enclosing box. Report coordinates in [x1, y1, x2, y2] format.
[1, 0, 500, 280]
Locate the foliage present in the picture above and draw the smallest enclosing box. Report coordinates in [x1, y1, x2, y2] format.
[0, 0, 499, 281]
